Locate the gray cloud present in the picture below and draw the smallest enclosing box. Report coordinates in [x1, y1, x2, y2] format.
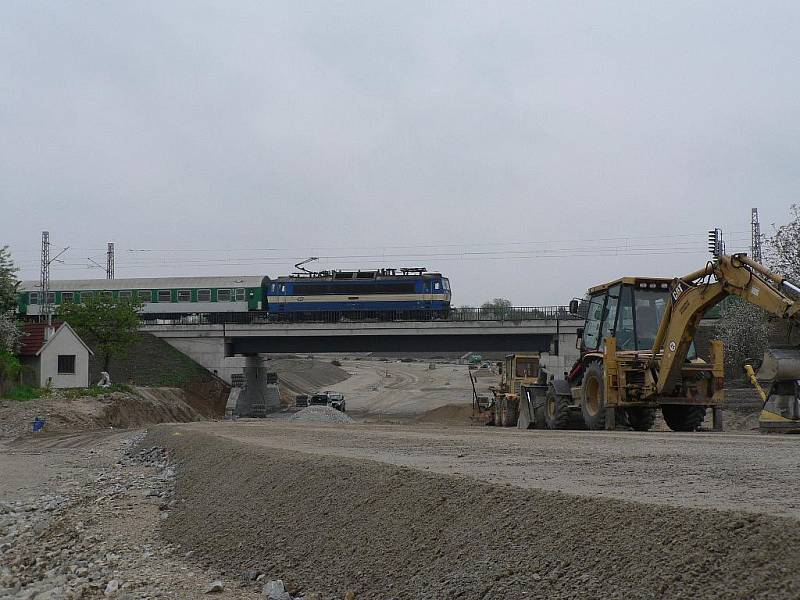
[2, 1, 798, 305]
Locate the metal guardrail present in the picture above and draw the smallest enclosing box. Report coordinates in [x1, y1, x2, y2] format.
[138, 306, 582, 326]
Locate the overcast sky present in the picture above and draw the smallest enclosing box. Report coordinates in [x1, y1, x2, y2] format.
[2, 1, 798, 305]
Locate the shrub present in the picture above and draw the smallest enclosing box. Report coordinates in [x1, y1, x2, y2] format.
[4, 384, 45, 401]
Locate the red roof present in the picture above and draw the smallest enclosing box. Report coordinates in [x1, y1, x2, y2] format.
[20, 321, 63, 356]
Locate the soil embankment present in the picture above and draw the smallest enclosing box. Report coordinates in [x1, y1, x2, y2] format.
[265, 357, 350, 405]
[0, 388, 204, 439]
[151, 427, 800, 600]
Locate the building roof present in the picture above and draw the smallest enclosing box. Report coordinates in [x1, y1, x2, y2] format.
[18, 276, 266, 292]
[19, 322, 94, 357]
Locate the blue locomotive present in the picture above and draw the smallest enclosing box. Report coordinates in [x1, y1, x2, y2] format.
[264, 268, 451, 319]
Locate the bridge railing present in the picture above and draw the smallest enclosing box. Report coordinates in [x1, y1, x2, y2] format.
[138, 306, 582, 326]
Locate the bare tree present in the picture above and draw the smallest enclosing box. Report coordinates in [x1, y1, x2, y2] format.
[714, 298, 770, 377]
[766, 204, 800, 281]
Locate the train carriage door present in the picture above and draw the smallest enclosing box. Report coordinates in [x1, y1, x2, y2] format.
[272, 282, 287, 313]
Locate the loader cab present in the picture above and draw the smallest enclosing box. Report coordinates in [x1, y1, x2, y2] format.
[581, 278, 675, 353]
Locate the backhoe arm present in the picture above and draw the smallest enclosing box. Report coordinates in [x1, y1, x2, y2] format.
[652, 254, 800, 395]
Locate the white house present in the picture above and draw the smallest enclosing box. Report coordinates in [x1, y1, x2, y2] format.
[19, 322, 93, 389]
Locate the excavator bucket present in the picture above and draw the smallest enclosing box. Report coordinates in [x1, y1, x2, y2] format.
[756, 347, 800, 433]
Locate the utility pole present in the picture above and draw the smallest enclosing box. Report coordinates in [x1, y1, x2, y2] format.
[39, 231, 70, 332]
[40, 231, 50, 326]
[751, 208, 763, 263]
[106, 242, 115, 279]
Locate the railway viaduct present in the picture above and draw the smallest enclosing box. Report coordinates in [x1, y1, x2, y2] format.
[140, 315, 585, 383]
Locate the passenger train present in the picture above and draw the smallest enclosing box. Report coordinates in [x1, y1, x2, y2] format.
[17, 268, 452, 320]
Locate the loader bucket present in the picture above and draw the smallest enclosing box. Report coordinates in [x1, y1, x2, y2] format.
[757, 347, 800, 433]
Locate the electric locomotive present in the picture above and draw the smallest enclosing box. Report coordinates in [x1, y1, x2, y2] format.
[264, 268, 451, 319]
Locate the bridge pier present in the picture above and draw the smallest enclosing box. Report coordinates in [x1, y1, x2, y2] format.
[236, 355, 281, 417]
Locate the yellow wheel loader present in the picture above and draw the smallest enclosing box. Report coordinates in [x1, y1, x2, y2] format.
[520, 230, 800, 432]
[471, 353, 544, 427]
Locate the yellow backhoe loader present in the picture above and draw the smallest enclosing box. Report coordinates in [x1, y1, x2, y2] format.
[518, 230, 800, 432]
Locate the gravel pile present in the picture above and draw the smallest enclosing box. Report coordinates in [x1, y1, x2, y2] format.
[291, 406, 354, 424]
[152, 427, 800, 600]
[0, 432, 268, 599]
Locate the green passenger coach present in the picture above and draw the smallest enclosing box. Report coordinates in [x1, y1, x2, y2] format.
[17, 276, 266, 316]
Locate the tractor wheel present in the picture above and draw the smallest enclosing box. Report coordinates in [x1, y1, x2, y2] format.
[501, 398, 517, 427]
[544, 387, 571, 430]
[626, 407, 656, 432]
[662, 405, 707, 432]
[580, 362, 607, 430]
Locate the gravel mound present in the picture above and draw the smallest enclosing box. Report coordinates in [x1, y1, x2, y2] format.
[291, 406, 354, 423]
[150, 427, 800, 600]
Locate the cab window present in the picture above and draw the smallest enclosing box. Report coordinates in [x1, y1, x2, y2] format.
[600, 285, 620, 349]
[615, 285, 636, 350]
[582, 293, 605, 351]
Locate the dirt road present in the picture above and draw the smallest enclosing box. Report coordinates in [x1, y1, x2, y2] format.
[325, 359, 492, 420]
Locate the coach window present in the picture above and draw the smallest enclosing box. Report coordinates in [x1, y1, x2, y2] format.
[157, 290, 172, 303]
[138, 290, 152, 303]
[235, 288, 245, 302]
[434, 282, 441, 291]
[119, 290, 132, 300]
[177, 289, 191, 303]
[217, 289, 231, 302]
[197, 289, 211, 302]
[29, 292, 39, 304]
[61, 292, 74, 303]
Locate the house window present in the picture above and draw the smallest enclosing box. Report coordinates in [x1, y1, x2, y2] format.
[45, 292, 55, 304]
[157, 290, 172, 302]
[217, 289, 231, 302]
[58, 355, 76, 374]
[61, 292, 74, 303]
[138, 290, 152, 302]
[29, 292, 39, 304]
[197, 289, 211, 302]
[81, 292, 93, 302]
[235, 288, 245, 301]
[177, 289, 191, 302]
[100, 291, 113, 300]
[119, 290, 132, 300]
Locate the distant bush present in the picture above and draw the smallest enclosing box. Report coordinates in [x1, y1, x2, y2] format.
[4, 384, 45, 401]
[330, 359, 342, 367]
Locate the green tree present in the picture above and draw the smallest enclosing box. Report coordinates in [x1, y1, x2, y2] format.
[0, 246, 20, 314]
[767, 204, 800, 281]
[481, 298, 512, 319]
[58, 296, 142, 371]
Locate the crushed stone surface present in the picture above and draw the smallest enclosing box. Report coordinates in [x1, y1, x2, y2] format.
[151, 426, 800, 600]
[291, 406, 354, 424]
[0, 431, 266, 599]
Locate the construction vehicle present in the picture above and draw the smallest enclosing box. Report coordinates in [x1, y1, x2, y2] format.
[744, 349, 800, 432]
[513, 230, 800, 432]
[471, 353, 544, 426]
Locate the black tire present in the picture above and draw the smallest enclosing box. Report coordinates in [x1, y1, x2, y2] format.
[580, 362, 606, 430]
[544, 387, 571, 430]
[501, 398, 517, 427]
[662, 405, 707, 432]
[626, 407, 656, 432]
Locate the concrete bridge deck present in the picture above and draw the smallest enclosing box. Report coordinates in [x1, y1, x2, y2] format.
[140, 311, 584, 382]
